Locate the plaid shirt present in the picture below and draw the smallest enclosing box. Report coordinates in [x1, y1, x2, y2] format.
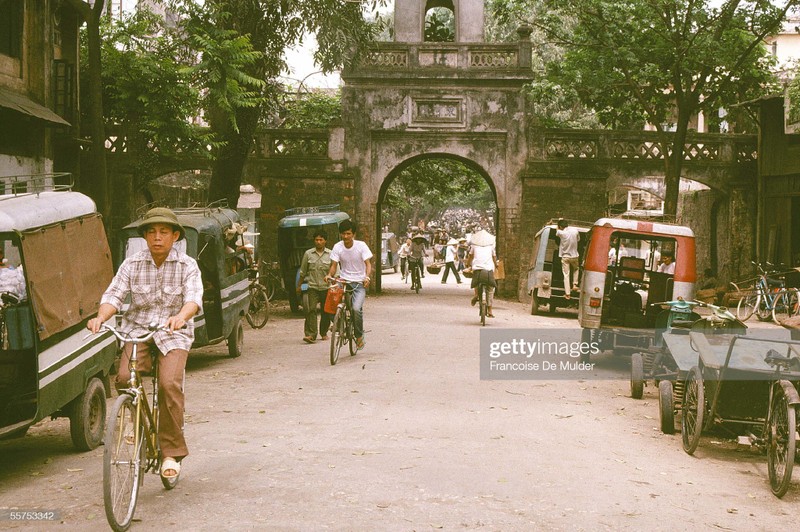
[101, 248, 203, 353]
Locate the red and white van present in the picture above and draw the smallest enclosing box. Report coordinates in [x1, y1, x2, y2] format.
[578, 218, 696, 361]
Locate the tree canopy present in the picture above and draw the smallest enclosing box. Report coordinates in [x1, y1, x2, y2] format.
[490, 0, 793, 215]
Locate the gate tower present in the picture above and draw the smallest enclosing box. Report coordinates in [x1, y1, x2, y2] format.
[341, 0, 534, 294]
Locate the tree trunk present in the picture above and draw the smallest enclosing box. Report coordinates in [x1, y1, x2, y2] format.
[207, 107, 259, 208]
[662, 112, 691, 218]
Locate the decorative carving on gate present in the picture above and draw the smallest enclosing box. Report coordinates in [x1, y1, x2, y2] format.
[469, 50, 517, 68]
[270, 135, 328, 158]
[363, 50, 409, 68]
[545, 138, 597, 159]
[410, 98, 464, 126]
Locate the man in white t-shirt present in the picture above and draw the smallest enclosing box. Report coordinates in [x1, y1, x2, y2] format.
[326, 219, 373, 350]
[556, 219, 580, 299]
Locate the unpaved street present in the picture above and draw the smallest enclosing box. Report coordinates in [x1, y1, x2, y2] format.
[1, 273, 798, 531]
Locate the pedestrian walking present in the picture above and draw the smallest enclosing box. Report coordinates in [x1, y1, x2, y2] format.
[441, 238, 462, 284]
[556, 219, 580, 299]
[297, 230, 334, 344]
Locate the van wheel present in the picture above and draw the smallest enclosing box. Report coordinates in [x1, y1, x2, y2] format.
[530, 290, 539, 315]
[69, 377, 106, 451]
[228, 318, 244, 358]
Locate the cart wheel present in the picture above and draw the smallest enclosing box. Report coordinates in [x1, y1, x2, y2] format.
[767, 384, 796, 498]
[227, 318, 244, 358]
[658, 380, 675, 434]
[69, 377, 107, 451]
[530, 290, 539, 315]
[681, 366, 704, 455]
[580, 328, 593, 363]
[630, 353, 644, 399]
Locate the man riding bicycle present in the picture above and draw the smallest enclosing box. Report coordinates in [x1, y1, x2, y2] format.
[408, 233, 427, 288]
[467, 229, 498, 318]
[326, 220, 372, 350]
[87, 207, 203, 481]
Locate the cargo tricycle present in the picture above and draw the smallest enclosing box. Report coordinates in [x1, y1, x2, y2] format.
[1, 184, 117, 450]
[682, 330, 800, 497]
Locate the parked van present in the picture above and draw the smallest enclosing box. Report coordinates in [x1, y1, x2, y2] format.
[578, 217, 696, 361]
[0, 186, 117, 450]
[118, 204, 250, 357]
[526, 220, 591, 314]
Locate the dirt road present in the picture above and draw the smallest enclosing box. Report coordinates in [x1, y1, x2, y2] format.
[1, 273, 797, 530]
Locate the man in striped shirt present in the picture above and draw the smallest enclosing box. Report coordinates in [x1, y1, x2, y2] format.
[88, 207, 203, 481]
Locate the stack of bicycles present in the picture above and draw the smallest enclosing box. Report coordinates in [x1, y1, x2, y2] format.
[735, 262, 800, 325]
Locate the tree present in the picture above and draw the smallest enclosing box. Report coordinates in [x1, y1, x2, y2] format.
[493, 0, 792, 216]
[95, 10, 212, 180]
[172, 0, 384, 208]
[65, 0, 109, 218]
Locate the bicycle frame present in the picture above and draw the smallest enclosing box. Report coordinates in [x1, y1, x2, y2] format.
[122, 342, 162, 473]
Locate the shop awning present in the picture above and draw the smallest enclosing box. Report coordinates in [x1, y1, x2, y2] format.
[0, 86, 71, 127]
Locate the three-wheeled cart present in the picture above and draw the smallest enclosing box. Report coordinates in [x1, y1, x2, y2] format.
[681, 331, 800, 497]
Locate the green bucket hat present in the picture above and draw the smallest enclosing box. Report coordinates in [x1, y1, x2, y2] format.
[137, 207, 185, 241]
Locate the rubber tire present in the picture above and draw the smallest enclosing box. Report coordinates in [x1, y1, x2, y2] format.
[658, 380, 676, 434]
[681, 366, 704, 455]
[630, 353, 644, 399]
[580, 328, 593, 364]
[69, 377, 107, 451]
[330, 308, 343, 366]
[756, 296, 772, 321]
[104, 394, 144, 532]
[767, 386, 796, 498]
[479, 286, 486, 326]
[736, 294, 758, 322]
[348, 308, 358, 357]
[772, 289, 799, 326]
[530, 289, 539, 315]
[245, 285, 270, 328]
[227, 318, 244, 358]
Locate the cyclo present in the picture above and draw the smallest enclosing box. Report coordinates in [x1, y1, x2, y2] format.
[578, 217, 697, 362]
[278, 205, 350, 312]
[0, 182, 117, 450]
[118, 204, 250, 357]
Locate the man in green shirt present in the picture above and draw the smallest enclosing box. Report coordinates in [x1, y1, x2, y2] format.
[297, 230, 334, 343]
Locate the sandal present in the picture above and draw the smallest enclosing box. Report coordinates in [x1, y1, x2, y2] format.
[161, 457, 181, 479]
[303, 336, 315, 344]
[356, 337, 365, 350]
[321, 335, 328, 341]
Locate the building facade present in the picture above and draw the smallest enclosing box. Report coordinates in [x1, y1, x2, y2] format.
[0, 0, 79, 191]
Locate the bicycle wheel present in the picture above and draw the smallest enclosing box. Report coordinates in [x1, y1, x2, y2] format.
[329, 308, 344, 366]
[265, 276, 277, 301]
[767, 385, 796, 498]
[736, 294, 758, 322]
[104, 394, 145, 532]
[772, 289, 800, 325]
[347, 308, 357, 357]
[756, 293, 773, 321]
[681, 366, 704, 455]
[479, 285, 486, 326]
[413, 265, 420, 293]
[246, 284, 270, 328]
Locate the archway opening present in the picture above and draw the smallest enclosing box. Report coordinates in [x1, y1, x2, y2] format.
[376, 154, 497, 292]
[424, 1, 455, 42]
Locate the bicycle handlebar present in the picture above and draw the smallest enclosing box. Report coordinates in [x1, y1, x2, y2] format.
[84, 321, 175, 343]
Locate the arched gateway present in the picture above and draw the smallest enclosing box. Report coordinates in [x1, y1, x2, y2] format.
[342, 0, 533, 295]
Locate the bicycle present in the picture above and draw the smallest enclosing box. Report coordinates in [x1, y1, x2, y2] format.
[261, 261, 283, 302]
[408, 257, 422, 293]
[96, 322, 183, 531]
[245, 265, 270, 328]
[472, 269, 493, 326]
[736, 263, 800, 324]
[328, 279, 361, 365]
